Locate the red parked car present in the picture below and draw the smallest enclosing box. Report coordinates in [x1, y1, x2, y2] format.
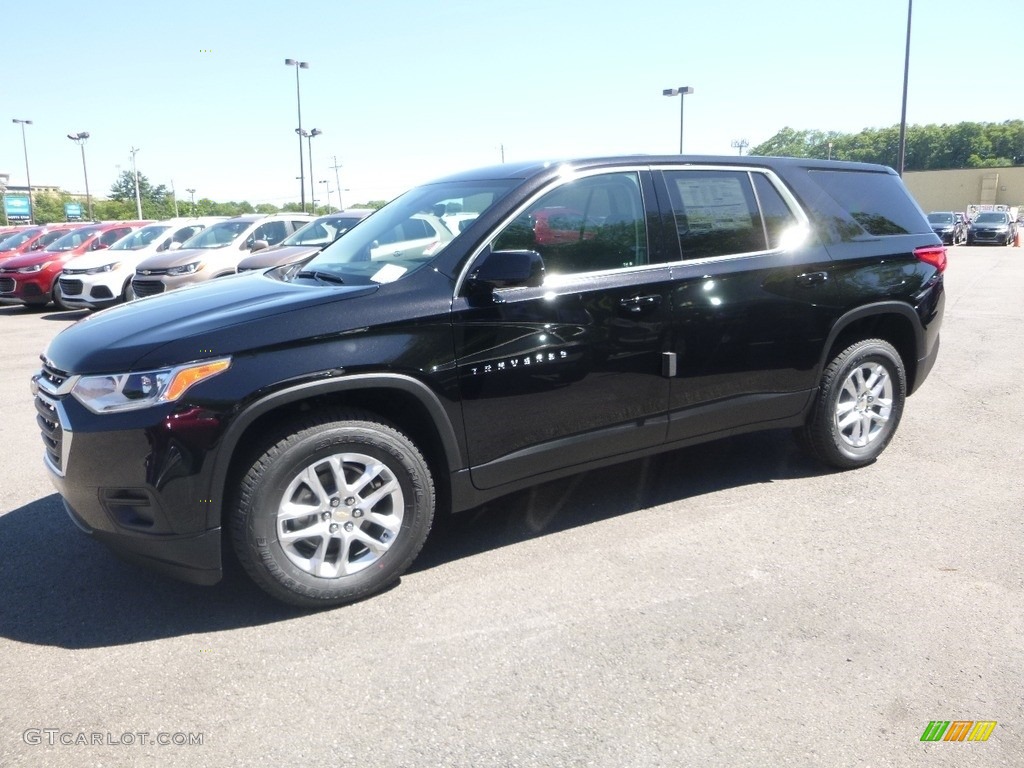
[0, 223, 83, 265]
[0, 221, 150, 308]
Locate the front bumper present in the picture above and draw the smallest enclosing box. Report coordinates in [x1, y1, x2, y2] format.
[0, 272, 51, 304]
[58, 270, 128, 308]
[33, 371, 225, 585]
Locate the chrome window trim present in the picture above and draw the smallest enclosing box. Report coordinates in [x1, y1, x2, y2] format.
[654, 165, 812, 267]
[454, 164, 653, 296]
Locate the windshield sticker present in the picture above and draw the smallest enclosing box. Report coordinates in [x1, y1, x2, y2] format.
[370, 264, 408, 283]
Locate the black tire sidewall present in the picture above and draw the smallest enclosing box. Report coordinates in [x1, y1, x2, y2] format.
[821, 342, 906, 466]
[237, 421, 433, 606]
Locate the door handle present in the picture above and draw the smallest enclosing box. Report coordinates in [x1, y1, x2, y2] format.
[619, 294, 662, 313]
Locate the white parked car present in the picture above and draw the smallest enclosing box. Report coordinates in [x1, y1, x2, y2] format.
[58, 217, 227, 310]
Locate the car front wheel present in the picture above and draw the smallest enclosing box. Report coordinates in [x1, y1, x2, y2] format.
[231, 409, 435, 608]
[796, 338, 906, 469]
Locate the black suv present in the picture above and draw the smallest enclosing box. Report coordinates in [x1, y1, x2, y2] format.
[31, 156, 946, 607]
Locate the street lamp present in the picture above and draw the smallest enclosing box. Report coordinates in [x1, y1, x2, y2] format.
[896, 0, 913, 176]
[186, 188, 196, 217]
[12, 118, 34, 224]
[308, 128, 322, 212]
[284, 58, 310, 211]
[67, 131, 93, 220]
[662, 86, 694, 154]
[129, 146, 143, 219]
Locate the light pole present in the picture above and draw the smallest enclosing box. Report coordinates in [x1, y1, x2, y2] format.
[330, 156, 343, 209]
[828, 141, 833, 160]
[284, 58, 310, 211]
[319, 179, 332, 210]
[129, 146, 143, 218]
[67, 131, 93, 220]
[186, 188, 196, 216]
[308, 128, 321, 212]
[897, 0, 912, 176]
[12, 118, 34, 224]
[662, 86, 694, 154]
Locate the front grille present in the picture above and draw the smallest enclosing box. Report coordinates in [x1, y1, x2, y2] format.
[0, 277, 15, 293]
[38, 360, 71, 391]
[59, 278, 83, 296]
[33, 361, 75, 476]
[132, 279, 165, 298]
[35, 392, 64, 473]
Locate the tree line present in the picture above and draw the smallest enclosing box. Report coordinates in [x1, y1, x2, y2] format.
[10, 170, 386, 225]
[749, 120, 1024, 170]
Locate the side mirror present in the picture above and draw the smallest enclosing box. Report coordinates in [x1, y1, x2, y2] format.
[465, 247, 545, 296]
[250, 239, 270, 253]
[168, 241, 183, 251]
[91, 241, 109, 251]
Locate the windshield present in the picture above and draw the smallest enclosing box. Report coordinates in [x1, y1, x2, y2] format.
[927, 213, 953, 224]
[110, 224, 171, 251]
[299, 180, 516, 284]
[0, 227, 43, 251]
[47, 226, 102, 252]
[179, 219, 252, 249]
[974, 213, 1007, 224]
[282, 214, 370, 247]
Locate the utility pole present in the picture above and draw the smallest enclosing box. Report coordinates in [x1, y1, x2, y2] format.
[730, 139, 749, 156]
[330, 156, 344, 209]
[129, 147, 142, 219]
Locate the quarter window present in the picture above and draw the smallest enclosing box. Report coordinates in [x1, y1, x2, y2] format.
[491, 171, 648, 276]
[752, 174, 799, 249]
[663, 170, 766, 260]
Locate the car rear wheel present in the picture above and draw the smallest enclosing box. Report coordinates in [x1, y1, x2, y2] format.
[230, 408, 435, 608]
[796, 338, 906, 469]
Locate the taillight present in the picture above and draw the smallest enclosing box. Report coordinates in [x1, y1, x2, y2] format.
[914, 244, 947, 273]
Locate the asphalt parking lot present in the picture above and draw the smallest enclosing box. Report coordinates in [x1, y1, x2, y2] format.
[0, 245, 1022, 767]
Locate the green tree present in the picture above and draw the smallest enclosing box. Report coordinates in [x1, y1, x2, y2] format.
[255, 203, 279, 215]
[750, 120, 1024, 170]
[31, 191, 75, 225]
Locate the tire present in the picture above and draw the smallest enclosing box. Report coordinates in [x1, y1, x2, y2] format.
[52, 281, 71, 311]
[230, 408, 435, 608]
[796, 338, 906, 470]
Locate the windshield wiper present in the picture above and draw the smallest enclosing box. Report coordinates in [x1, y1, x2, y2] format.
[296, 269, 345, 285]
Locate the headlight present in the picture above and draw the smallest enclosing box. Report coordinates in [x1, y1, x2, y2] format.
[86, 262, 119, 274]
[167, 261, 202, 276]
[16, 263, 46, 273]
[71, 357, 231, 413]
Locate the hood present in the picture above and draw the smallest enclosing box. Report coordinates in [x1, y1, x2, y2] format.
[236, 244, 321, 272]
[135, 245, 242, 272]
[0, 249, 74, 269]
[43, 270, 379, 374]
[66, 246, 153, 270]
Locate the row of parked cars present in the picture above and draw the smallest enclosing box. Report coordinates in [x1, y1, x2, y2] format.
[926, 210, 1019, 246]
[0, 207, 465, 310]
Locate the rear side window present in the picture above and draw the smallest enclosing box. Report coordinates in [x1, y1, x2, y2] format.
[663, 170, 766, 259]
[808, 170, 927, 236]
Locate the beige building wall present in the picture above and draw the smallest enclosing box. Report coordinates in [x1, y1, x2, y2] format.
[903, 166, 1024, 215]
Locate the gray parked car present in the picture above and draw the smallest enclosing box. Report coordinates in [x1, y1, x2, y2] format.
[236, 210, 373, 272]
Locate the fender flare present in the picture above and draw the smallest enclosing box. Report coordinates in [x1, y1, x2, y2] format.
[206, 373, 464, 522]
[818, 301, 924, 373]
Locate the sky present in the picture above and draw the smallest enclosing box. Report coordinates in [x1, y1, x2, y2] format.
[1, 0, 1020, 209]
